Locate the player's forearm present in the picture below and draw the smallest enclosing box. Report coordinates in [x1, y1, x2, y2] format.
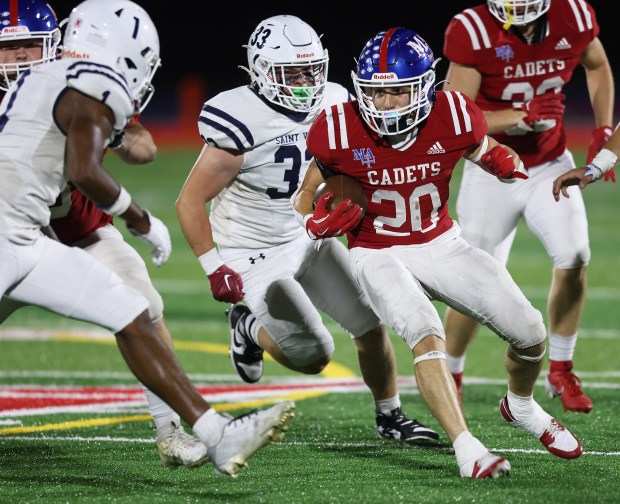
[483, 109, 527, 135]
[293, 187, 315, 218]
[585, 65, 614, 128]
[175, 199, 216, 257]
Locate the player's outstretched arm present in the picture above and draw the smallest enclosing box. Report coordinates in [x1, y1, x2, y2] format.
[552, 131, 620, 201]
[176, 144, 245, 303]
[581, 37, 615, 183]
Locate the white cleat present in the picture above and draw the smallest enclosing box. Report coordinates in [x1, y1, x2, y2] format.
[459, 452, 511, 479]
[499, 394, 582, 459]
[208, 400, 295, 477]
[156, 422, 209, 469]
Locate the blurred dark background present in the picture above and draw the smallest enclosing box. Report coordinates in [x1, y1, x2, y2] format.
[48, 0, 616, 142]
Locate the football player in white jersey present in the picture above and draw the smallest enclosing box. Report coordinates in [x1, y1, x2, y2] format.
[0, 0, 294, 478]
[294, 27, 582, 478]
[176, 15, 439, 444]
[0, 0, 209, 470]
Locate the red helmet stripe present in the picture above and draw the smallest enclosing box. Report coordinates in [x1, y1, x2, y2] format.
[10, 0, 18, 26]
[379, 27, 399, 73]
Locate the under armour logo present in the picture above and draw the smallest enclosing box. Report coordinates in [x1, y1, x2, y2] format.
[249, 253, 266, 264]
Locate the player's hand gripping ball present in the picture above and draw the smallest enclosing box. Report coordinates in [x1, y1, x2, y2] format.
[305, 175, 367, 239]
[313, 175, 368, 215]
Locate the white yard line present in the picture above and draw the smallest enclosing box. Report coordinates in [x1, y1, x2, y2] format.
[1, 435, 618, 457]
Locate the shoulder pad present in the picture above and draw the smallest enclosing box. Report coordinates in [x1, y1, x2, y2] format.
[66, 61, 135, 130]
[198, 87, 272, 151]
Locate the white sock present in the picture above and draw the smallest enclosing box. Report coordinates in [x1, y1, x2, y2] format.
[446, 353, 466, 374]
[141, 384, 180, 430]
[453, 431, 487, 468]
[507, 390, 550, 437]
[192, 409, 230, 447]
[375, 394, 400, 415]
[548, 332, 577, 362]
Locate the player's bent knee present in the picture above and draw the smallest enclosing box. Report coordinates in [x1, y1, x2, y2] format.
[509, 342, 546, 363]
[296, 355, 331, 375]
[281, 332, 334, 369]
[552, 245, 590, 270]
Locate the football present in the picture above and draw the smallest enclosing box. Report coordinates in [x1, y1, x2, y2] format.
[313, 175, 367, 216]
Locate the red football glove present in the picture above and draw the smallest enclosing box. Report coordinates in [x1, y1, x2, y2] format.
[480, 146, 528, 181]
[207, 265, 244, 303]
[305, 192, 363, 239]
[515, 93, 565, 126]
[587, 126, 615, 182]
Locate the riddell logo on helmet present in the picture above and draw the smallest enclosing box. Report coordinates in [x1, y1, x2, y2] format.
[61, 49, 91, 59]
[372, 73, 397, 80]
[1, 26, 29, 34]
[296, 52, 315, 59]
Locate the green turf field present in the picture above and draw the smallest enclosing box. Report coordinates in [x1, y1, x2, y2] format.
[0, 148, 618, 503]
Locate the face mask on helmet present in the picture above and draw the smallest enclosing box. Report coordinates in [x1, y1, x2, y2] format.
[352, 27, 437, 136]
[487, 0, 550, 27]
[62, 0, 161, 112]
[0, 0, 61, 92]
[243, 14, 329, 113]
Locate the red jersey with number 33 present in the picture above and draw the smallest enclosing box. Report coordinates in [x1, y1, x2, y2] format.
[443, 1, 598, 167]
[306, 91, 487, 249]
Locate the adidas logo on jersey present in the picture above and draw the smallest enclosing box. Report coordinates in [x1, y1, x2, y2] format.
[427, 141, 445, 155]
[554, 38, 572, 50]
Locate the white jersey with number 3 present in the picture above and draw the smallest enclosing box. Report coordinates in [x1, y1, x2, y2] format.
[0, 58, 134, 245]
[198, 83, 350, 249]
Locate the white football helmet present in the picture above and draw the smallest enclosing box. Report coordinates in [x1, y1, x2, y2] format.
[62, 0, 161, 112]
[244, 15, 328, 113]
[0, 0, 61, 92]
[487, 0, 550, 26]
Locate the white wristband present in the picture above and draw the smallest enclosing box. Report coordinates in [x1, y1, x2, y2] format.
[198, 248, 224, 275]
[591, 148, 618, 176]
[99, 186, 132, 216]
[470, 135, 489, 163]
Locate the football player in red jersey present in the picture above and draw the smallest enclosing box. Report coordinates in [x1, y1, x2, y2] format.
[441, 0, 614, 413]
[294, 27, 583, 478]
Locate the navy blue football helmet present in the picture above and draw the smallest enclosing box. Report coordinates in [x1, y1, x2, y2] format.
[0, 0, 60, 91]
[352, 28, 437, 136]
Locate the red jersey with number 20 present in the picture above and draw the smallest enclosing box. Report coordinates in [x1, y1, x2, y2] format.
[443, 1, 598, 167]
[306, 91, 487, 249]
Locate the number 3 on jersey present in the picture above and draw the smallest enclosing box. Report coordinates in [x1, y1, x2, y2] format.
[266, 145, 312, 199]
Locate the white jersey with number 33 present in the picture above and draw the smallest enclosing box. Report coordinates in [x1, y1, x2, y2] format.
[198, 83, 350, 249]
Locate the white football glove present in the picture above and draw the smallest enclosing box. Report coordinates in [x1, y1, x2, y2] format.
[128, 210, 171, 266]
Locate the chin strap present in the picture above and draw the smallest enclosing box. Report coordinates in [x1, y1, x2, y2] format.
[503, 12, 514, 30]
